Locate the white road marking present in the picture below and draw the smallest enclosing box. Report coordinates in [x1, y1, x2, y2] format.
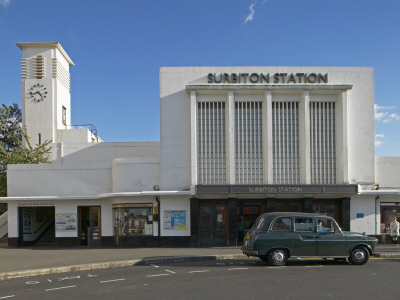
[188, 270, 210, 273]
[45, 285, 77, 292]
[100, 278, 126, 283]
[267, 266, 287, 269]
[0, 296, 15, 299]
[305, 265, 323, 268]
[228, 268, 249, 271]
[165, 269, 176, 274]
[25, 281, 40, 285]
[150, 264, 160, 268]
[147, 274, 170, 277]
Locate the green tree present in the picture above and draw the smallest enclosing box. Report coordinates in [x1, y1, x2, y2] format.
[0, 104, 51, 214]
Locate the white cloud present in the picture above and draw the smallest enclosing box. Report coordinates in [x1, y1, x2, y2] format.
[374, 104, 400, 123]
[0, 0, 11, 7]
[244, 3, 256, 24]
[375, 133, 385, 147]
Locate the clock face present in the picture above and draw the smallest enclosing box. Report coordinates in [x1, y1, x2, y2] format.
[27, 84, 48, 103]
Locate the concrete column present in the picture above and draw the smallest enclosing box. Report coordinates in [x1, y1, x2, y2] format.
[336, 91, 349, 184]
[264, 91, 273, 184]
[190, 91, 198, 185]
[300, 91, 311, 184]
[227, 91, 235, 184]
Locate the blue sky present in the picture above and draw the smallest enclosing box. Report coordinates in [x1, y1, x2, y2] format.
[0, 0, 399, 156]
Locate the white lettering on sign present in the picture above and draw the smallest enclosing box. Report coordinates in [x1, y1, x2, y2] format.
[248, 187, 303, 193]
[18, 202, 55, 206]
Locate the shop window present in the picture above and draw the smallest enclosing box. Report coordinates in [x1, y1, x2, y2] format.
[380, 203, 400, 234]
[113, 204, 153, 236]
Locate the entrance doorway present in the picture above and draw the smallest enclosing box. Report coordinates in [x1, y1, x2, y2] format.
[78, 206, 101, 246]
[199, 205, 226, 246]
[237, 203, 262, 244]
[18, 206, 55, 246]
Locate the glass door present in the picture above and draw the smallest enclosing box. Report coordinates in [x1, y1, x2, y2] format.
[79, 206, 101, 246]
[199, 205, 226, 246]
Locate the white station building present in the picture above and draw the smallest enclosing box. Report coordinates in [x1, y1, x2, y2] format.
[1, 42, 400, 247]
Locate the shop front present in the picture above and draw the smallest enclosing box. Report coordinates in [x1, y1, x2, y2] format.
[380, 202, 400, 243]
[190, 184, 356, 246]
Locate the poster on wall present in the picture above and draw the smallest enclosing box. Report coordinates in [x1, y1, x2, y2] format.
[23, 208, 32, 233]
[164, 211, 186, 229]
[56, 213, 77, 232]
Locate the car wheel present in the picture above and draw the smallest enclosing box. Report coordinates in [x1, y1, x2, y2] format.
[348, 246, 369, 265]
[267, 249, 288, 266]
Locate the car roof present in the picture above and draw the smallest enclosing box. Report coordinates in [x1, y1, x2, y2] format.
[257, 212, 329, 228]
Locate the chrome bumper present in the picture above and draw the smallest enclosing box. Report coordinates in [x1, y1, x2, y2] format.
[241, 246, 259, 257]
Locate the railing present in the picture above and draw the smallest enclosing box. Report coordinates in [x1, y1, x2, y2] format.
[64, 124, 101, 142]
[65, 124, 97, 136]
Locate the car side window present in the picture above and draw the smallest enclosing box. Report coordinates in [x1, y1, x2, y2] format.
[255, 217, 265, 230]
[271, 217, 292, 231]
[294, 218, 314, 232]
[317, 218, 338, 233]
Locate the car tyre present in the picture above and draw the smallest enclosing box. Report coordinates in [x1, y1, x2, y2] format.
[267, 249, 288, 266]
[348, 246, 369, 265]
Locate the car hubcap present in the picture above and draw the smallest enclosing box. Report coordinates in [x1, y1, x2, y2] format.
[273, 250, 285, 263]
[353, 250, 365, 261]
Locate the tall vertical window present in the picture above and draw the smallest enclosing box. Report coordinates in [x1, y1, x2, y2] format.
[310, 98, 336, 184]
[62, 106, 67, 126]
[197, 100, 226, 184]
[235, 101, 263, 184]
[272, 101, 300, 184]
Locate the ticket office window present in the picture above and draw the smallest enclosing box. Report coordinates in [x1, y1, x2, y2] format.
[113, 205, 153, 236]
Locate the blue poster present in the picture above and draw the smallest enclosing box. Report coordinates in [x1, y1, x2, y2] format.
[164, 211, 186, 229]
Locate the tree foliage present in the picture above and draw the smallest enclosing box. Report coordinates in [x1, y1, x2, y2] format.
[0, 104, 51, 213]
[0, 103, 22, 153]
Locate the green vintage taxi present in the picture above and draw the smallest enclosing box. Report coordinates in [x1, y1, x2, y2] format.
[242, 212, 377, 266]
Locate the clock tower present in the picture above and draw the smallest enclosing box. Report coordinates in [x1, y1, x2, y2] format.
[17, 42, 74, 146]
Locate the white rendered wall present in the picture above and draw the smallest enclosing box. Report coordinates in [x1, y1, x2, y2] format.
[7, 163, 112, 197]
[350, 195, 377, 235]
[7, 142, 160, 197]
[375, 157, 400, 188]
[160, 67, 375, 190]
[112, 157, 160, 192]
[57, 129, 92, 143]
[159, 196, 191, 237]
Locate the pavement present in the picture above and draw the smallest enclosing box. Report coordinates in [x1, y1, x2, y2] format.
[1, 242, 400, 280]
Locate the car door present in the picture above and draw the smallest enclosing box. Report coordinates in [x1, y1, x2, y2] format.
[291, 217, 317, 256]
[316, 217, 347, 257]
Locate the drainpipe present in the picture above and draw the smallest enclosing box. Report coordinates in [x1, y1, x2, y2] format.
[153, 185, 161, 246]
[156, 196, 160, 246]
